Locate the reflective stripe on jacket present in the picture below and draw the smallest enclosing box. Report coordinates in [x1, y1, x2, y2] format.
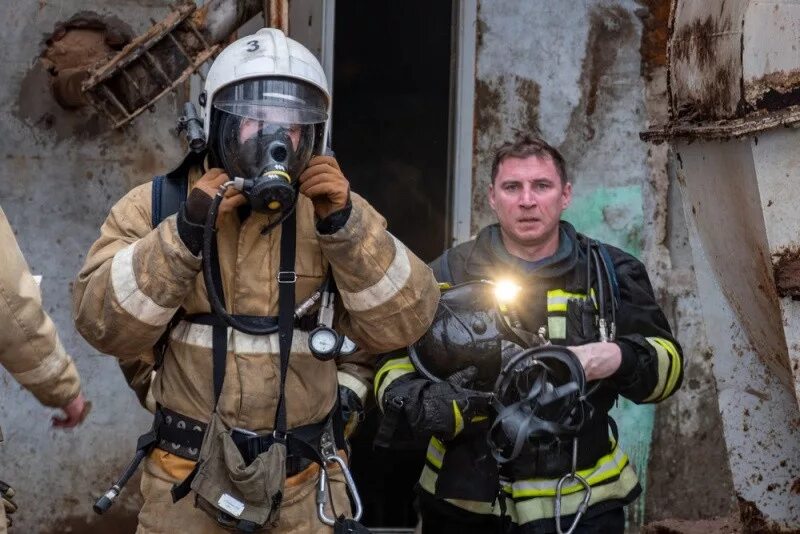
[73, 167, 439, 436]
[0, 205, 80, 410]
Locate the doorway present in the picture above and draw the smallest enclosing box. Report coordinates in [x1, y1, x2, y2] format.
[332, 0, 454, 528]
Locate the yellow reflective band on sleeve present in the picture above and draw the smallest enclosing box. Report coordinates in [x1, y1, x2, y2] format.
[453, 400, 464, 436]
[655, 337, 681, 400]
[471, 415, 488, 423]
[510, 443, 629, 499]
[642, 337, 681, 402]
[547, 317, 567, 340]
[374, 356, 415, 407]
[546, 290, 589, 313]
[438, 282, 453, 290]
[426, 437, 446, 469]
[642, 340, 669, 402]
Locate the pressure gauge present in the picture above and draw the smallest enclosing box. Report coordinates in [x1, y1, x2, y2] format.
[340, 336, 357, 355]
[309, 326, 340, 361]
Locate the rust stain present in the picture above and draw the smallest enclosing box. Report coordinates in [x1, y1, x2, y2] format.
[642, 516, 742, 533]
[635, 0, 671, 81]
[513, 77, 541, 137]
[747, 69, 800, 112]
[772, 246, 800, 298]
[39, 503, 139, 534]
[736, 496, 786, 533]
[669, 12, 742, 122]
[560, 4, 635, 158]
[474, 78, 502, 138]
[14, 12, 134, 139]
[743, 386, 771, 402]
[671, 15, 722, 69]
[474, 75, 541, 142]
[585, 6, 635, 123]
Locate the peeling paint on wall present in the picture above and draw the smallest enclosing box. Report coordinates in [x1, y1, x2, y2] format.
[474, 0, 734, 526]
[564, 185, 644, 256]
[0, 2, 182, 532]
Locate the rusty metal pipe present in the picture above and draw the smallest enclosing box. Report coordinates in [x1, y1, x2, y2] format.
[267, 0, 289, 34]
[197, 0, 264, 43]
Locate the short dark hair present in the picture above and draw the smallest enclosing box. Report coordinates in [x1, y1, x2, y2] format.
[490, 134, 568, 185]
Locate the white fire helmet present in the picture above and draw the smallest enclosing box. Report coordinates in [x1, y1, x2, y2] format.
[201, 28, 331, 179]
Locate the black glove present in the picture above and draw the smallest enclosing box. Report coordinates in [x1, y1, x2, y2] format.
[0, 480, 17, 527]
[386, 367, 493, 441]
[338, 385, 364, 437]
[176, 188, 212, 256]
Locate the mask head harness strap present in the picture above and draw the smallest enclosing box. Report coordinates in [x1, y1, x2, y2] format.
[487, 346, 591, 465]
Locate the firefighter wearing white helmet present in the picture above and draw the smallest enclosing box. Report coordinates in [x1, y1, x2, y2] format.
[74, 28, 439, 533]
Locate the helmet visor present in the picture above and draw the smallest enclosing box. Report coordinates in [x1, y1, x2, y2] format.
[213, 77, 328, 125]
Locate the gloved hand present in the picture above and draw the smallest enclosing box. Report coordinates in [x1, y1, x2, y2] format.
[187, 168, 247, 223]
[298, 156, 351, 219]
[387, 367, 493, 441]
[338, 385, 364, 438]
[0, 480, 17, 527]
[177, 168, 247, 255]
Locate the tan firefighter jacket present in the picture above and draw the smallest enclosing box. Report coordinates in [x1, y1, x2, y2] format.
[73, 169, 438, 442]
[0, 206, 82, 428]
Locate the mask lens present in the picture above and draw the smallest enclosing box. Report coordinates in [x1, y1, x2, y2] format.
[211, 77, 328, 179]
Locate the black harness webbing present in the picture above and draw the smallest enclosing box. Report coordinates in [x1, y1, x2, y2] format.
[169, 209, 337, 521]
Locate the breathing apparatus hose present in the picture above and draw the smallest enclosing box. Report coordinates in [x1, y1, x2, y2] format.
[202, 183, 287, 335]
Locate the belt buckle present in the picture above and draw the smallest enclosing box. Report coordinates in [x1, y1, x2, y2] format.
[277, 271, 297, 284]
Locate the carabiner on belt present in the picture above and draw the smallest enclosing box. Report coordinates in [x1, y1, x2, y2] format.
[316, 432, 364, 526]
[554, 437, 592, 534]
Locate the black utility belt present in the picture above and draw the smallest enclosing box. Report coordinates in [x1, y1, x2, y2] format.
[155, 407, 328, 477]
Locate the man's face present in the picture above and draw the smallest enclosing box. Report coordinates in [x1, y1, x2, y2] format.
[238, 118, 302, 150]
[489, 155, 572, 249]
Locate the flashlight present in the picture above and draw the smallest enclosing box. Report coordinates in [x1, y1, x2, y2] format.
[494, 279, 522, 306]
[493, 279, 522, 329]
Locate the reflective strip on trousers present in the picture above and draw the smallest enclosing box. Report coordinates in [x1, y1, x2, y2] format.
[513, 462, 640, 525]
[337, 370, 369, 404]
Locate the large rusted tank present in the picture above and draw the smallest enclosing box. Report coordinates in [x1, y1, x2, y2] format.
[642, 1, 800, 530]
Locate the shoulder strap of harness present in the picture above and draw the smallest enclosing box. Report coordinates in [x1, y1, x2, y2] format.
[151, 173, 189, 228]
[151, 150, 201, 228]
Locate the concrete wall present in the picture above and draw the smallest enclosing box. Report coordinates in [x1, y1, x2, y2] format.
[472, 0, 736, 527]
[0, 0, 742, 531]
[0, 1, 184, 531]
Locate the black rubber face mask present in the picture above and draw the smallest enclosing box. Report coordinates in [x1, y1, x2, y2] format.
[215, 114, 316, 182]
[209, 77, 328, 212]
